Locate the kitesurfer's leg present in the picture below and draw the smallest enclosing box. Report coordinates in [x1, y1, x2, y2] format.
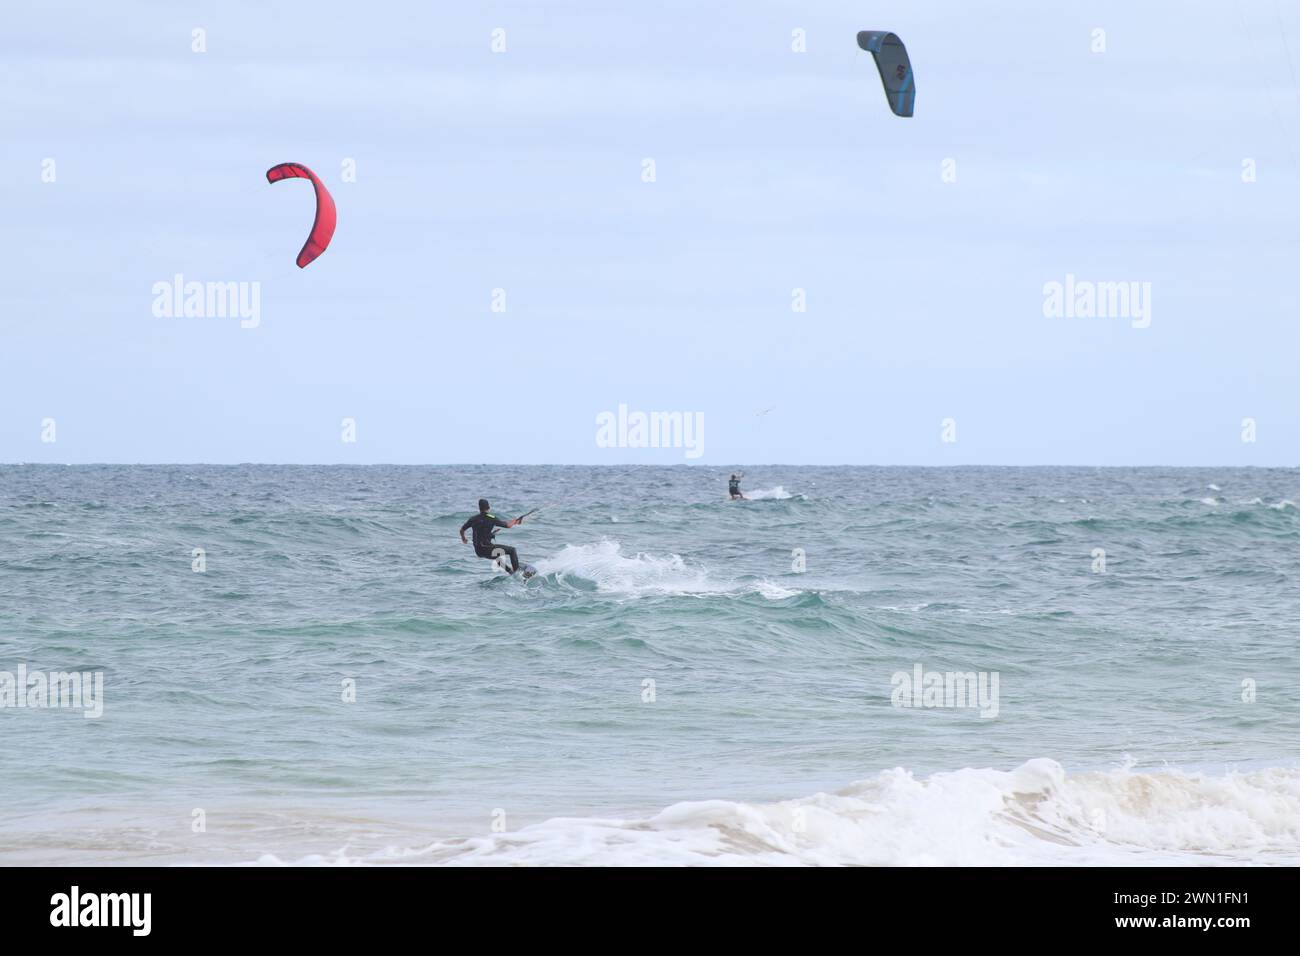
[474, 543, 519, 574]
[481, 544, 519, 573]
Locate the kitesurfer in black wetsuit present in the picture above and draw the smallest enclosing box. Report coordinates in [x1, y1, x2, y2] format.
[460, 498, 526, 573]
[729, 473, 745, 500]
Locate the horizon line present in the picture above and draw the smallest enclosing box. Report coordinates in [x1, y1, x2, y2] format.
[2, 462, 1295, 470]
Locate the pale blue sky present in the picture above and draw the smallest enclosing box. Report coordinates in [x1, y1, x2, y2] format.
[3, 0, 1300, 465]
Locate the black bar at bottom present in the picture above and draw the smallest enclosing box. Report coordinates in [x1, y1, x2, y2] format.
[0, 865, 1285, 942]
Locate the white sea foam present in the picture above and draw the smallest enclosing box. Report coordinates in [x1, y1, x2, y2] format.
[535, 540, 796, 599]
[742, 486, 799, 501]
[255, 760, 1300, 867]
[1244, 498, 1295, 510]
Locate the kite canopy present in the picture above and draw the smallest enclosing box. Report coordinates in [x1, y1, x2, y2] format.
[265, 162, 337, 268]
[857, 31, 915, 117]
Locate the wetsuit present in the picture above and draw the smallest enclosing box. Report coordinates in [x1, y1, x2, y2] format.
[728, 477, 742, 499]
[461, 512, 519, 572]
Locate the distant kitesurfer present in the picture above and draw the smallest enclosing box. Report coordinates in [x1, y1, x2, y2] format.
[729, 473, 745, 500]
[460, 499, 526, 573]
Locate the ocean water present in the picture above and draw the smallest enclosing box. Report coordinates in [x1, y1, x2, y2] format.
[1, 464, 1298, 866]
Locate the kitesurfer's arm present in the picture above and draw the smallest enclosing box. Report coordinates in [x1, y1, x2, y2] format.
[459, 517, 473, 544]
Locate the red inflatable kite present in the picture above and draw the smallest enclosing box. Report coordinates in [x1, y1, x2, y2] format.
[265, 162, 337, 268]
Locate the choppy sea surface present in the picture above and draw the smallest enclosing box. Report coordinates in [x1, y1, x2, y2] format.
[1, 465, 1298, 866]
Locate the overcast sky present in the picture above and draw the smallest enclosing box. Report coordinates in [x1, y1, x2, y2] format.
[3, 0, 1300, 465]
